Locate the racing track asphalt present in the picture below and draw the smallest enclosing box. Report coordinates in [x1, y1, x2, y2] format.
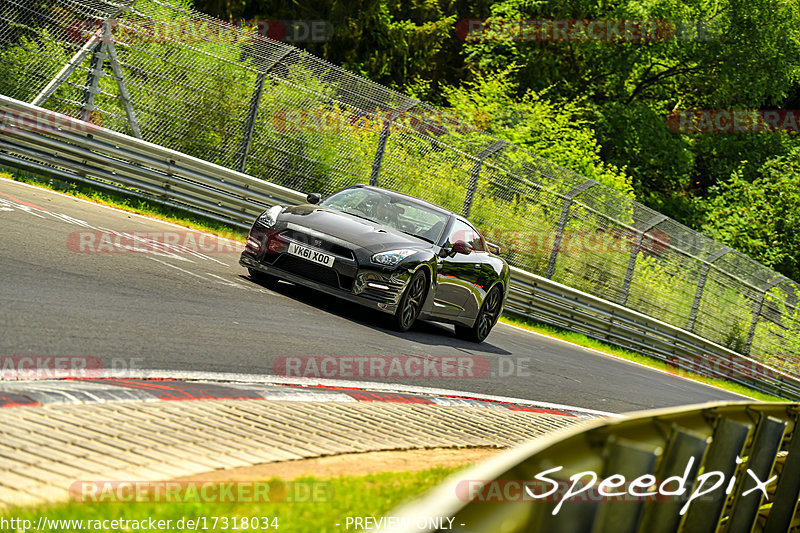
[0, 177, 748, 413]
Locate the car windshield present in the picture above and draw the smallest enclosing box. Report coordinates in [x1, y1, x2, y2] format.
[320, 188, 449, 243]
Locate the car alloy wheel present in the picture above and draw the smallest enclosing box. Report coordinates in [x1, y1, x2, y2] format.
[456, 285, 502, 343]
[393, 270, 427, 332]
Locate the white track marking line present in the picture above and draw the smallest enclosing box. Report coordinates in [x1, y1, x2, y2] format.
[150, 257, 276, 294]
[204, 272, 274, 293]
[0, 176, 247, 247]
[148, 257, 208, 280]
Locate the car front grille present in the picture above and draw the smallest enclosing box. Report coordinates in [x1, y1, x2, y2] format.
[275, 255, 354, 291]
[280, 229, 355, 260]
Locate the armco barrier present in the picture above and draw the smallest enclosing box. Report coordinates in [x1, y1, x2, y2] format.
[1, 94, 799, 400]
[507, 268, 800, 400]
[377, 401, 800, 533]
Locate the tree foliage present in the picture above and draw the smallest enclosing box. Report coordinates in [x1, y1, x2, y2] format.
[702, 148, 800, 281]
[442, 67, 633, 196]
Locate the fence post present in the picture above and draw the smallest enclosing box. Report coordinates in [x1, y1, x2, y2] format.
[546, 180, 597, 279]
[32, 0, 139, 107]
[462, 139, 508, 218]
[745, 277, 785, 355]
[234, 47, 295, 173]
[619, 214, 667, 305]
[369, 99, 419, 186]
[686, 246, 730, 332]
[98, 21, 141, 138]
[80, 35, 106, 121]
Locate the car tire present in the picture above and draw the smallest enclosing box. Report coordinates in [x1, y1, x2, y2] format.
[392, 269, 428, 332]
[455, 285, 503, 343]
[248, 267, 277, 287]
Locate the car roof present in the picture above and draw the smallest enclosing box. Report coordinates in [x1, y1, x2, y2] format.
[346, 184, 454, 217]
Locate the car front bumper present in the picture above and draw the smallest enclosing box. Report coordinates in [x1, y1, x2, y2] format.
[240, 250, 411, 315]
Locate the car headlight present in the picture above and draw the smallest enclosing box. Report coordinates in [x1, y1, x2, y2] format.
[371, 249, 417, 266]
[256, 205, 283, 228]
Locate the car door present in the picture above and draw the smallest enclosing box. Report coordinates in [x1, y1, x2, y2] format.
[434, 219, 484, 317]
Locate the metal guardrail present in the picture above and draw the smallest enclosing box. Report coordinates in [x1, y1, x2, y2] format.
[377, 401, 800, 533]
[506, 268, 800, 401]
[1, 94, 799, 401]
[0, 95, 305, 229]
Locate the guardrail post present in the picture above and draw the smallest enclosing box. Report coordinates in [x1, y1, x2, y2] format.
[234, 47, 295, 173]
[619, 214, 667, 305]
[369, 99, 419, 186]
[686, 246, 730, 331]
[745, 277, 785, 355]
[462, 139, 508, 218]
[546, 180, 597, 279]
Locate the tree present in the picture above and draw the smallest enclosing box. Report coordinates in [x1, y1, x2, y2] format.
[462, 0, 800, 218]
[193, 0, 493, 99]
[443, 67, 634, 196]
[702, 148, 800, 281]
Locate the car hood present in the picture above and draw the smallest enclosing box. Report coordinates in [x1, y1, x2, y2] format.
[279, 204, 433, 252]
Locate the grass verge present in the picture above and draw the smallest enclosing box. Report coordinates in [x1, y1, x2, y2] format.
[1, 168, 788, 403]
[1, 468, 459, 533]
[499, 316, 786, 402]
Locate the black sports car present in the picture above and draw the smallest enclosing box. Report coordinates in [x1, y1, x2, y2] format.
[240, 185, 509, 342]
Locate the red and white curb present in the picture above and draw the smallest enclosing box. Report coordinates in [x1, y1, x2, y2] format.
[0, 372, 611, 419]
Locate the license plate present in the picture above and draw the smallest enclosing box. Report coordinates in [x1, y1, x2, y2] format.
[287, 242, 335, 267]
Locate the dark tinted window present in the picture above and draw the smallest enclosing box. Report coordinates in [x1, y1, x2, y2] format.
[445, 219, 485, 251]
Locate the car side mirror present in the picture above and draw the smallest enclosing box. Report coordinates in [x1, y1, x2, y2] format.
[307, 193, 321, 204]
[452, 240, 473, 255]
[487, 242, 502, 254]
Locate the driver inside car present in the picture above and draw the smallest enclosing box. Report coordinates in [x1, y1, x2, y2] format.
[375, 200, 400, 229]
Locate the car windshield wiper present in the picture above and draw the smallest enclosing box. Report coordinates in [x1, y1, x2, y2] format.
[398, 229, 432, 243]
[336, 208, 376, 223]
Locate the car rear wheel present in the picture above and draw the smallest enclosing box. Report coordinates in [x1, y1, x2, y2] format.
[392, 270, 428, 332]
[455, 285, 502, 343]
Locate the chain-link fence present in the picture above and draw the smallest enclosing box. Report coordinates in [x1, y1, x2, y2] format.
[1, 0, 798, 375]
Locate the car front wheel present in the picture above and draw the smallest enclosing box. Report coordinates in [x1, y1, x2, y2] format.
[392, 270, 428, 332]
[455, 285, 502, 343]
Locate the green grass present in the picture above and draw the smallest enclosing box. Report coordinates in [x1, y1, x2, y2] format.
[1, 468, 459, 532]
[2, 168, 787, 403]
[499, 315, 787, 402]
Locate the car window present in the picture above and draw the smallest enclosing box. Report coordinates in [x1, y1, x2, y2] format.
[445, 219, 485, 251]
[321, 188, 449, 243]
